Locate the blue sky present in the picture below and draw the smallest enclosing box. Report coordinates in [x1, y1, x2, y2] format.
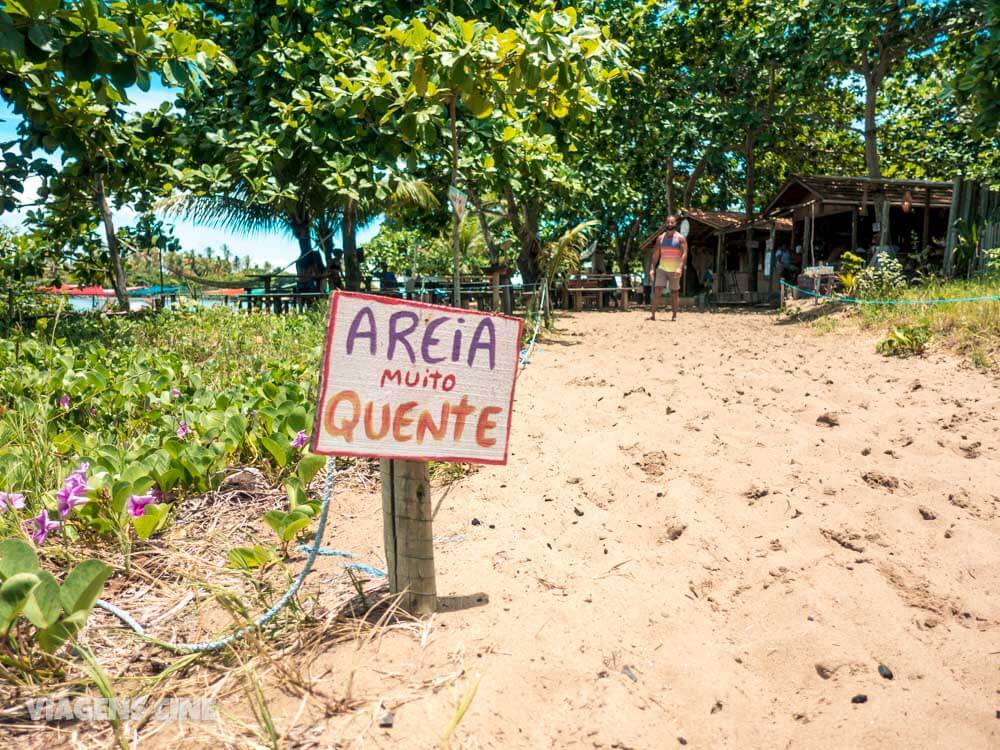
[0, 79, 381, 267]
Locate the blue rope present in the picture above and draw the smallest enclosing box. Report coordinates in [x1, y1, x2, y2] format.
[296, 543, 387, 577]
[95, 457, 354, 653]
[780, 279, 1000, 306]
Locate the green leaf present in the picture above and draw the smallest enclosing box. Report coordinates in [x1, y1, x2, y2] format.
[111, 480, 132, 516]
[413, 60, 428, 96]
[223, 413, 248, 447]
[463, 92, 493, 118]
[0, 28, 25, 58]
[280, 513, 311, 542]
[38, 609, 88, 654]
[263, 510, 288, 537]
[260, 436, 288, 468]
[80, 0, 99, 24]
[171, 30, 196, 56]
[285, 478, 307, 509]
[120, 463, 150, 486]
[0, 572, 40, 630]
[27, 23, 57, 53]
[297, 455, 326, 486]
[287, 406, 308, 433]
[0, 538, 39, 580]
[131, 503, 170, 541]
[22, 570, 60, 630]
[59, 559, 112, 615]
[227, 545, 276, 571]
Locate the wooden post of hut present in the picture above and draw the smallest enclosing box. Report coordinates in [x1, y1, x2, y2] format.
[381, 459, 436, 615]
[622, 272, 630, 311]
[804, 207, 814, 267]
[943, 175, 963, 276]
[715, 234, 723, 292]
[767, 223, 777, 300]
[922, 188, 931, 252]
[851, 208, 858, 252]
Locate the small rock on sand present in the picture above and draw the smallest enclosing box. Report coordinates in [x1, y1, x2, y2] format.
[863, 471, 900, 491]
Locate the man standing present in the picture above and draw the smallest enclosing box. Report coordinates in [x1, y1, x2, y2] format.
[649, 215, 688, 321]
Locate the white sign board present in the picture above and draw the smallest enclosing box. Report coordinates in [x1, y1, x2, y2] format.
[448, 186, 468, 222]
[311, 292, 523, 465]
[764, 251, 772, 276]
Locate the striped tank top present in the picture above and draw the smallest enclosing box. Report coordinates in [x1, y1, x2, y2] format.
[657, 232, 684, 273]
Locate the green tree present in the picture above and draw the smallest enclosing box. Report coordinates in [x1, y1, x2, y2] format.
[374, 5, 630, 295]
[0, 1, 232, 309]
[955, 0, 999, 138]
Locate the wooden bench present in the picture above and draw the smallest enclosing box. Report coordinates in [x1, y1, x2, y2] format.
[563, 274, 629, 311]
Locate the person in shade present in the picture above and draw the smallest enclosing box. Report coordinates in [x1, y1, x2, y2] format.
[648, 214, 688, 321]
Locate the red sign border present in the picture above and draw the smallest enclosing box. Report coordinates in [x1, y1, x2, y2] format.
[309, 290, 525, 466]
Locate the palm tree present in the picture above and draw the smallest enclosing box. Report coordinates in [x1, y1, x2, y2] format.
[537, 220, 599, 325]
[161, 176, 438, 291]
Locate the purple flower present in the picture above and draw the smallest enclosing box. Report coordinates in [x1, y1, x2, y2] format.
[290, 430, 309, 450]
[59, 394, 71, 410]
[0, 492, 26, 511]
[57, 462, 90, 519]
[26, 509, 60, 545]
[177, 421, 189, 440]
[89, 407, 98, 416]
[126, 496, 151, 518]
[171, 387, 181, 398]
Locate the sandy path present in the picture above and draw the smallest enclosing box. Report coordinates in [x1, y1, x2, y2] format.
[286, 309, 999, 749]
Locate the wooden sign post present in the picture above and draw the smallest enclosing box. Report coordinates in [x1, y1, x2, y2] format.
[312, 292, 523, 614]
[381, 459, 435, 614]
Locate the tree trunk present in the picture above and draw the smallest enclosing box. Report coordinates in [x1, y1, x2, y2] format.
[863, 69, 882, 180]
[744, 135, 758, 292]
[316, 215, 335, 290]
[343, 199, 361, 291]
[683, 156, 708, 209]
[94, 174, 129, 312]
[864, 66, 887, 248]
[449, 95, 462, 307]
[291, 215, 312, 284]
[466, 184, 500, 266]
[665, 157, 676, 216]
[520, 198, 541, 285]
[505, 188, 540, 286]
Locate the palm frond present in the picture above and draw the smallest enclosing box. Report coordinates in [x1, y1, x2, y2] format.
[539, 220, 599, 280]
[157, 192, 291, 237]
[390, 177, 440, 211]
[460, 214, 486, 256]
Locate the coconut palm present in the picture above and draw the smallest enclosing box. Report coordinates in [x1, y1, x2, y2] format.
[160, 175, 437, 290]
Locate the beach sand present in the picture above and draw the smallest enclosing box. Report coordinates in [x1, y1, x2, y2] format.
[145, 308, 1000, 748]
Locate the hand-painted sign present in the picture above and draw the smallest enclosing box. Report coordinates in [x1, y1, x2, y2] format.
[311, 292, 523, 465]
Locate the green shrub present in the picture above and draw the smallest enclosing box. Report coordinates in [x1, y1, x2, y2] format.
[855, 253, 907, 300]
[877, 323, 931, 357]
